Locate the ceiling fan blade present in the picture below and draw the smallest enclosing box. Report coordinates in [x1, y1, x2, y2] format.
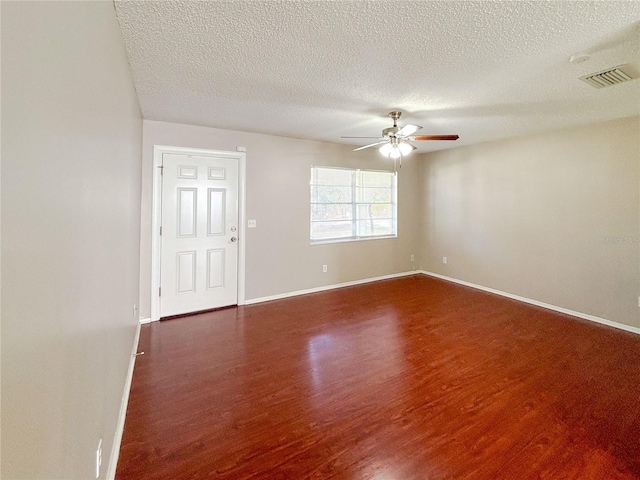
[411, 135, 459, 141]
[397, 124, 422, 137]
[341, 136, 384, 139]
[353, 140, 388, 152]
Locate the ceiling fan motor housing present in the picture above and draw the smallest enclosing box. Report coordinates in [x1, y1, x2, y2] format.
[389, 111, 402, 121]
[383, 126, 400, 137]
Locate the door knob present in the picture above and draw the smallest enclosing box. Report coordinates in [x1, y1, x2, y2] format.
[230, 237, 238, 242]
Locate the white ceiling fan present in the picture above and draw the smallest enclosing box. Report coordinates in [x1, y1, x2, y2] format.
[342, 111, 459, 165]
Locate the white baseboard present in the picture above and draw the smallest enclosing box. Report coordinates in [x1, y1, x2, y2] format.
[139, 317, 152, 324]
[106, 322, 142, 480]
[419, 270, 640, 336]
[244, 270, 419, 305]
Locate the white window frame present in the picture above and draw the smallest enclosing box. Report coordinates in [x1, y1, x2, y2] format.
[310, 166, 398, 244]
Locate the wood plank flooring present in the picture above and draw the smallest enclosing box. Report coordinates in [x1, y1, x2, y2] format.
[116, 275, 640, 479]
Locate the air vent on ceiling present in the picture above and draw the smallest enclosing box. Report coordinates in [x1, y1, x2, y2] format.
[580, 65, 636, 89]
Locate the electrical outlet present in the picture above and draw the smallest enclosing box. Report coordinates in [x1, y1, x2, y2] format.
[410, 254, 415, 262]
[95, 438, 102, 478]
[133, 304, 138, 318]
[443, 257, 447, 264]
[322, 265, 327, 273]
[638, 296, 640, 308]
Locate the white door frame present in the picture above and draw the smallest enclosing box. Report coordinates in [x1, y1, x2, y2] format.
[151, 145, 246, 321]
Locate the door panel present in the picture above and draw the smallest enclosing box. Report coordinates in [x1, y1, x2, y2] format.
[177, 251, 196, 293]
[206, 249, 225, 289]
[177, 188, 197, 237]
[160, 153, 239, 317]
[207, 189, 225, 235]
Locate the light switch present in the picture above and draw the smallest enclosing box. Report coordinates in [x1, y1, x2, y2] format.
[248, 219, 257, 228]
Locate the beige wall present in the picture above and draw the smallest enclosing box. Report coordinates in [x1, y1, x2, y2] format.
[140, 120, 421, 318]
[1, 2, 142, 479]
[419, 116, 640, 328]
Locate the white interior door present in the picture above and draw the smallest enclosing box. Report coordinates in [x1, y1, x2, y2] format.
[160, 153, 239, 317]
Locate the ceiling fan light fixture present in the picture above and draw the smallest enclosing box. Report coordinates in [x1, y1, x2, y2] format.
[398, 141, 415, 156]
[379, 140, 415, 158]
[389, 145, 402, 159]
[379, 142, 393, 157]
[379, 142, 402, 159]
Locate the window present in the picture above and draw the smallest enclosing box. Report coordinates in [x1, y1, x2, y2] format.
[310, 166, 397, 243]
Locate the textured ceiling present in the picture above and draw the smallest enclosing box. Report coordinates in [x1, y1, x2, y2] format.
[114, 1, 640, 152]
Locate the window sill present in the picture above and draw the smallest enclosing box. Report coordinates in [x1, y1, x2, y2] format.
[310, 235, 397, 245]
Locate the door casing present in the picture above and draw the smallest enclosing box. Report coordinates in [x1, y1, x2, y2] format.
[151, 145, 246, 321]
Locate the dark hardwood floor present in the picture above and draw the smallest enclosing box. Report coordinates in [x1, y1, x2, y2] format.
[116, 275, 640, 479]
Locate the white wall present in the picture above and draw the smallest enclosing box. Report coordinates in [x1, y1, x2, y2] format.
[419, 116, 640, 328]
[140, 120, 421, 318]
[1, 2, 142, 478]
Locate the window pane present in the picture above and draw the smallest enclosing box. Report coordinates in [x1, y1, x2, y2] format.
[357, 170, 393, 187]
[356, 186, 392, 203]
[311, 185, 352, 203]
[311, 221, 353, 240]
[356, 219, 394, 236]
[357, 203, 392, 220]
[311, 204, 352, 221]
[313, 168, 352, 186]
